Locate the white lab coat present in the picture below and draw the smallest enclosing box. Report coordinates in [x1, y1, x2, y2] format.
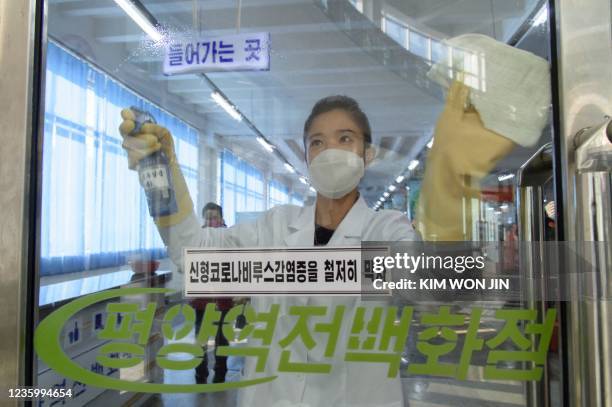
[159, 197, 417, 407]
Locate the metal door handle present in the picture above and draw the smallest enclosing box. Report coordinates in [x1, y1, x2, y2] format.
[574, 117, 612, 173]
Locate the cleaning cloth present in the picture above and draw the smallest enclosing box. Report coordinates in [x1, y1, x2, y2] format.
[427, 33, 551, 147]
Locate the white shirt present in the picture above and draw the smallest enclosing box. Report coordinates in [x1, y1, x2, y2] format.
[159, 197, 417, 407]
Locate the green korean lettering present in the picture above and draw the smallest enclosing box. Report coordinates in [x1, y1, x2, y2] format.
[34, 288, 276, 393]
[156, 343, 205, 370]
[98, 302, 156, 344]
[217, 303, 279, 372]
[162, 303, 196, 340]
[277, 305, 345, 374]
[484, 308, 557, 381]
[345, 306, 412, 378]
[195, 302, 221, 346]
[456, 307, 484, 380]
[407, 306, 464, 377]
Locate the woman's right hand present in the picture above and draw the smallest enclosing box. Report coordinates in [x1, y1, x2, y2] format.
[118, 108, 193, 228]
[119, 108, 176, 170]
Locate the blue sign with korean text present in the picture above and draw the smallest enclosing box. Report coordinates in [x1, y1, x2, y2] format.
[163, 32, 270, 75]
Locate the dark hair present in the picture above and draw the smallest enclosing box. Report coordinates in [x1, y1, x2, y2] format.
[202, 202, 223, 218]
[303, 95, 372, 148]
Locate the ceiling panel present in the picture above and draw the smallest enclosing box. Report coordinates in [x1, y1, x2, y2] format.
[47, 0, 545, 205]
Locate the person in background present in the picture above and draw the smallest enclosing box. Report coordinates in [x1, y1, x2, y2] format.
[544, 200, 556, 241]
[191, 202, 232, 384]
[202, 202, 226, 228]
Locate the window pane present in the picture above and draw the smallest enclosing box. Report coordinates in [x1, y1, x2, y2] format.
[384, 16, 406, 46]
[39, 42, 200, 275]
[431, 40, 447, 63]
[409, 29, 429, 59]
[220, 150, 265, 225]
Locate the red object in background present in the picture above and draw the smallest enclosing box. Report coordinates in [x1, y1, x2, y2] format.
[502, 224, 518, 272]
[129, 259, 160, 274]
[191, 297, 233, 311]
[481, 186, 514, 202]
[550, 319, 559, 353]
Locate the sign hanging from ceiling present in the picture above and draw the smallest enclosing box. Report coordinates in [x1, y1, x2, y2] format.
[163, 32, 270, 75]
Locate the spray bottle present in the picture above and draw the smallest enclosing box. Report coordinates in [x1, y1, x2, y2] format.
[130, 107, 178, 217]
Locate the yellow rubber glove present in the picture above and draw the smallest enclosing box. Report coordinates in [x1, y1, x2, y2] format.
[119, 108, 194, 228]
[417, 81, 516, 241]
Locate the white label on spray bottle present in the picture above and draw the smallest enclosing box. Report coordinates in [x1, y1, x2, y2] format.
[139, 165, 170, 191]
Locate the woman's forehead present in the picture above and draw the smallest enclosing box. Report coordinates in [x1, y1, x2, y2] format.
[307, 109, 364, 136]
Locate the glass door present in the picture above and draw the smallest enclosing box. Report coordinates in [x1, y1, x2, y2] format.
[20, 0, 609, 406]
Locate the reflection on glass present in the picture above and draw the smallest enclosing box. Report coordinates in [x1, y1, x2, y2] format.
[408, 29, 429, 60]
[220, 150, 269, 226]
[431, 40, 447, 63]
[35, 0, 561, 405]
[383, 14, 407, 46]
[40, 42, 202, 276]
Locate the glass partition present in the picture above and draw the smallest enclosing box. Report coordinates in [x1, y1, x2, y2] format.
[34, 1, 563, 406]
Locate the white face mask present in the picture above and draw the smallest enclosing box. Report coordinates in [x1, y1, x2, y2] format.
[308, 149, 365, 199]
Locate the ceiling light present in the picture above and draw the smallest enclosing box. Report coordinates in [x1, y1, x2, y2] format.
[211, 92, 242, 121]
[309, 187, 316, 193]
[426, 138, 434, 149]
[299, 176, 308, 185]
[395, 175, 405, 183]
[114, 0, 162, 41]
[497, 173, 515, 182]
[532, 6, 548, 26]
[388, 185, 397, 192]
[284, 163, 295, 173]
[408, 160, 419, 171]
[383, 192, 390, 198]
[256, 137, 274, 153]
